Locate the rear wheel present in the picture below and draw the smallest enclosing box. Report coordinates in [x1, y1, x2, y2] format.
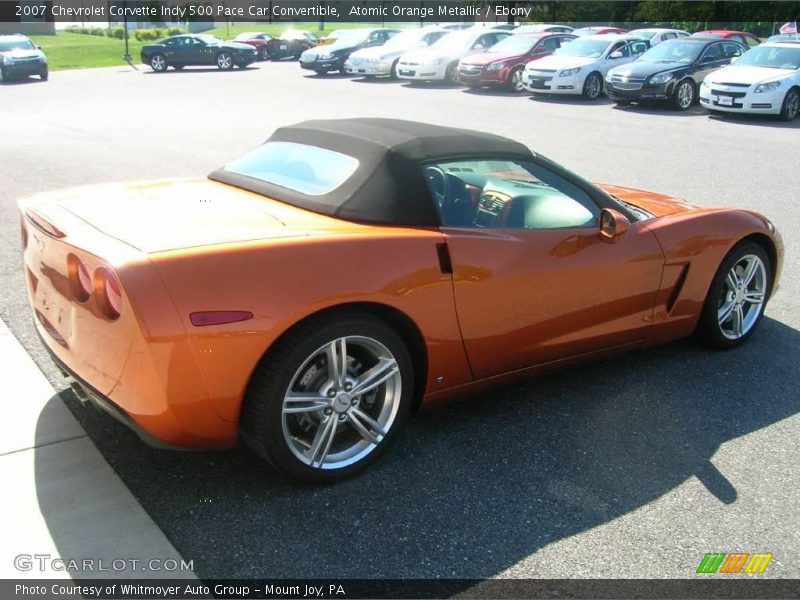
[582, 72, 603, 100]
[444, 61, 459, 84]
[390, 58, 399, 79]
[149, 53, 167, 73]
[508, 66, 525, 92]
[672, 78, 695, 110]
[216, 52, 234, 71]
[240, 312, 414, 483]
[695, 242, 771, 349]
[778, 87, 800, 121]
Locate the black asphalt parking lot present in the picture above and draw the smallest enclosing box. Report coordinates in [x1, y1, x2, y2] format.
[1, 61, 799, 581]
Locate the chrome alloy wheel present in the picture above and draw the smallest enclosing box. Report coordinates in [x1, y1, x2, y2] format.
[584, 73, 602, 99]
[281, 336, 402, 470]
[511, 68, 524, 92]
[717, 254, 767, 340]
[150, 55, 166, 72]
[217, 53, 233, 70]
[785, 90, 800, 120]
[677, 80, 694, 109]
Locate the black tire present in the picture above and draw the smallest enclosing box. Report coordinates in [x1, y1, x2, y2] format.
[614, 99, 632, 107]
[216, 52, 234, 71]
[0, 66, 5, 83]
[389, 58, 399, 80]
[40, 69, 48, 81]
[778, 87, 800, 122]
[695, 241, 772, 350]
[259, 46, 269, 61]
[240, 311, 414, 483]
[671, 78, 695, 111]
[149, 53, 167, 73]
[507, 66, 525, 92]
[444, 61, 459, 84]
[582, 72, 603, 100]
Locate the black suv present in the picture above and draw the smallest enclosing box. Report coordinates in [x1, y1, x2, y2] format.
[0, 34, 48, 83]
[605, 37, 745, 110]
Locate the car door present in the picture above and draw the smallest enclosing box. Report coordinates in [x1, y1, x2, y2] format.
[695, 42, 729, 82]
[427, 156, 665, 379]
[161, 37, 183, 63]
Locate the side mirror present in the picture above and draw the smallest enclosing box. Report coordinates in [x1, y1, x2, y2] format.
[473, 44, 485, 52]
[609, 50, 623, 59]
[36, 45, 42, 50]
[599, 208, 630, 241]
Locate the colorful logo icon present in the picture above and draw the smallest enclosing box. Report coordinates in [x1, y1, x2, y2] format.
[696, 552, 773, 574]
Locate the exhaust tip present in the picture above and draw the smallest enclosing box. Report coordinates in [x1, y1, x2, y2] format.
[69, 381, 89, 404]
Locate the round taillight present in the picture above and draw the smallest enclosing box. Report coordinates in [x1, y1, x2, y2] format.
[67, 254, 92, 303]
[97, 268, 123, 320]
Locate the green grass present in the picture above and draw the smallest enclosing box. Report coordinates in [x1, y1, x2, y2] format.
[29, 22, 391, 71]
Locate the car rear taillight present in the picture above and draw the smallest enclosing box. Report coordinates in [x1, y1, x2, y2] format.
[96, 268, 123, 320]
[67, 254, 92, 303]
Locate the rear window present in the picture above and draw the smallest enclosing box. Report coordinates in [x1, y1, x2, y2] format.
[223, 142, 359, 196]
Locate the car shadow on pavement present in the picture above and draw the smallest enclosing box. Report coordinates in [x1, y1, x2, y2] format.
[462, 88, 527, 98]
[35, 317, 800, 581]
[707, 113, 800, 129]
[142, 67, 259, 75]
[611, 103, 707, 117]
[400, 81, 463, 90]
[528, 95, 615, 106]
[0, 77, 47, 86]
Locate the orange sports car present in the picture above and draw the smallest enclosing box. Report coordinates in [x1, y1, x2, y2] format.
[19, 119, 783, 482]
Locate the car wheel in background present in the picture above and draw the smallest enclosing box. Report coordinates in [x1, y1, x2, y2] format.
[259, 47, 269, 61]
[672, 79, 695, 110]
[778, 87, 800, 121]
[39, 68, 48, 81]
[582, 72, 603, 100]
[0, 67, 6, 83]
[216, 52, 234, 71]
[695, 241, 771, 349]
[445, 61, 459, 84]
[508, 66, 525, 92]
[390, 59, 399, 79]
[240, 312, 414, 483]
[149, 54, 167, 73]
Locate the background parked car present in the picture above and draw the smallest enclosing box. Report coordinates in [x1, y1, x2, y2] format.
[628, 28, 690, 45]
[141, 34, 257, 72]
[524, 34, 649, 100]
[458, 32, 576, 92]
[232, 32, 286, 61]
[0, 34, 48, 83]
[316, 29, 358, 46]
[300, 29, 400, 75]
[692, 30, 761, 48]
[606, 37, 745, 110]
[766, 34, 800, 43]
[397, 28, 510, 83]
[514, 24, 575, 34]
[345, 28, 450, 79]
[573, 26, 629, 36]
[700, 41, 800, 121]
[279, 30, 317, 59]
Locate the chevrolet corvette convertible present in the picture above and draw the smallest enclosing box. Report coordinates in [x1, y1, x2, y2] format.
[19, 119, 783, 482]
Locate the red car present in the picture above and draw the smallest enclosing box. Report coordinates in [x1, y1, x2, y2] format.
[458, 32, 576, 91]
[573, 26, 629, 36]
[692, 30, 762, 49]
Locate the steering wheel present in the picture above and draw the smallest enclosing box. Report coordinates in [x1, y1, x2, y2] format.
[424, 166, 449, 209]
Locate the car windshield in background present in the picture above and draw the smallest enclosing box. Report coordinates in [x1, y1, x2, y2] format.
[486, 35, 537, 54]
[572, 28, 604, 36]
[383, 30, 427, 49]
[281, 30, 310, 40]
[431, 31, 476, 52]
[234, 33, 266, 41]
[736, 46, 800, 69]
[223, 142, 359, 196]
[639, 40, 703, 63]
[0, 39, 34, 52]
[554, 38, 611, 58]
[629, 29, 658, 38]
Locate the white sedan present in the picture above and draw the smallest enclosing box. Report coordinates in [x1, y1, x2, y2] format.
[628, 28, 690, 45]
[699, 42, 800, 121]
[345, 28, 450, 78]
[397, 28, 510, 83]
[523, 35, 650, 99]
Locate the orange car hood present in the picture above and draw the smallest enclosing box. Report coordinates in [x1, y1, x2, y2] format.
[595, 183, 697, 217]
[32, 178, 315, 253]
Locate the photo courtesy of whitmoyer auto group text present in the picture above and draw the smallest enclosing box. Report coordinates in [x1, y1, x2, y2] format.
[1, 0, 799, 598]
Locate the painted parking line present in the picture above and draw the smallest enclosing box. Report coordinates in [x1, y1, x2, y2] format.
[0, 317, 196, 580]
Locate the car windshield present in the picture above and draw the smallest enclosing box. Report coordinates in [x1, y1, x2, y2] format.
[431, 31, 476, 52]
[281, 30, 310, 41]
[735, 45, 800, 69]
[382, 29, 426, 49]
[485, 35, 537, 54]
[234, 33, 266, 41]
[629, 29, 658, 38]
[573, 27, 604, 36]
[638, 40, 703, 63]
[692, 32, 722, 38]
[553, 38, 611, 58]
[0, 38, 34, 52]
[223, 142, 359, 196]
[196, 35, 220, 45]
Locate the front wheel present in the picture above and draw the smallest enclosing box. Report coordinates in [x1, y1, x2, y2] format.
[778, 87, 800, 122]
[40, 68, 48, 81]
[149, 53, 167, 73]
[240, 312, 414, 483]
[259, 46, 269, 61]
[216, 52, 234, 71]
[695, 242, 771, 349]
[507, 66, 525, 92]
[672, 79, 695, 110]
[582, 72, 603, 100]
[444, 61, 458, 84]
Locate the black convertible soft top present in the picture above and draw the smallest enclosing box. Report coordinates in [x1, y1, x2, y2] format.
[208, 118, 534, 226]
